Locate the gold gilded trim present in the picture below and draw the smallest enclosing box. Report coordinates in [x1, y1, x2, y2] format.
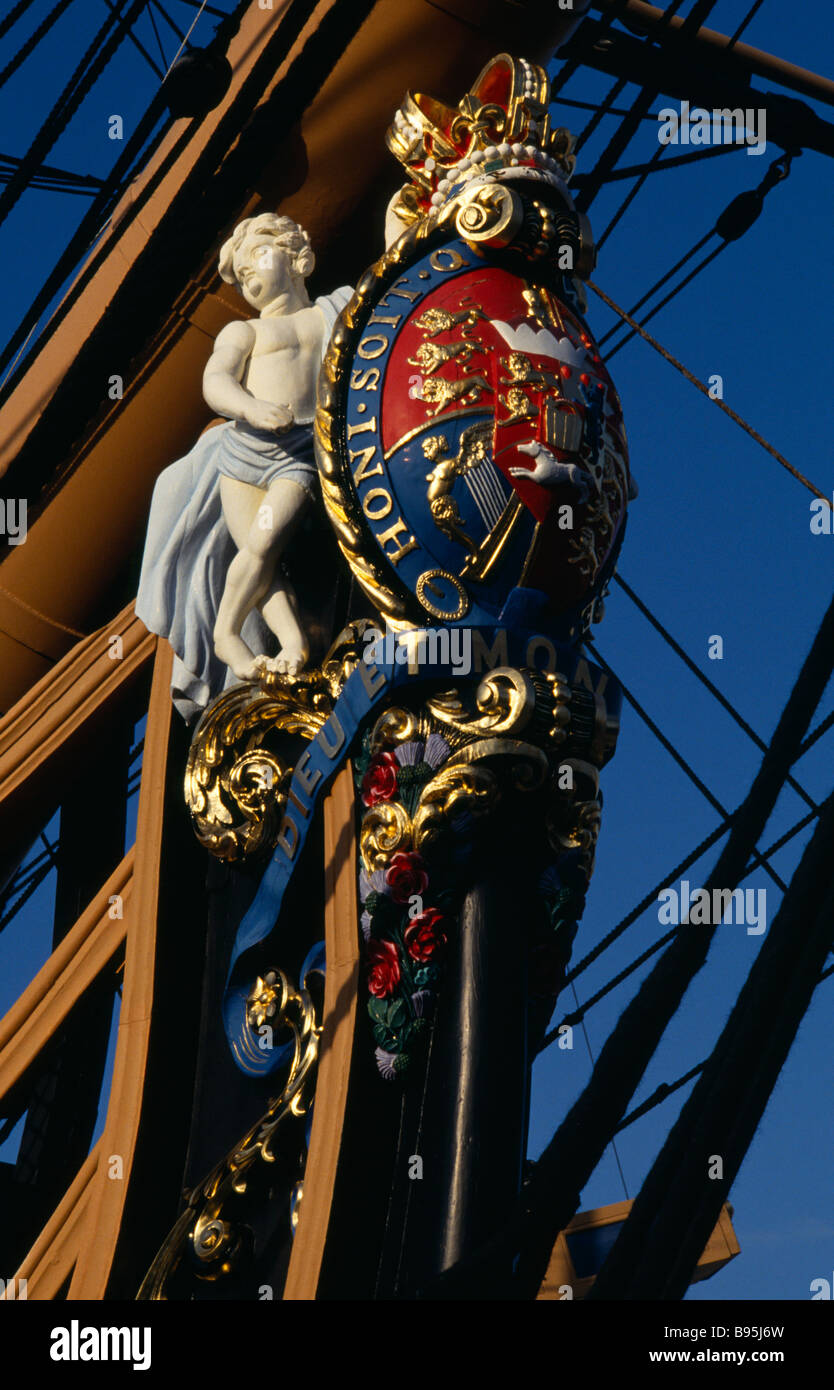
[382, 406, 486, 461]
[138, 965, 320, 1299]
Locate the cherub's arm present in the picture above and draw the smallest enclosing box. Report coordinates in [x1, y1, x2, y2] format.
[202, 320, 293, 432]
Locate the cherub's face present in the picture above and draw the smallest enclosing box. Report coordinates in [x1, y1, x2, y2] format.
[232, 230, 296, 310]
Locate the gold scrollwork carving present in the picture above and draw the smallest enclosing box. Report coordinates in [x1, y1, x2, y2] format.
[412, 761, 500, 854]
[364, 663, 613, 770]
[410, 737, 549, 854]
[427, 667, 535, 738]
[360, 801, 413, 872]
[138, 966, 320, 1299]
[369, 705, 426, 753]
[246, 970, 287, 1030]
[453, 183, 523, 248]
[447, 736, 549, 795]
[424, 665, 573, 749]
[186, 623, 376, 861]
[185, 684, 305, 862]
[545, 757, 602, 878]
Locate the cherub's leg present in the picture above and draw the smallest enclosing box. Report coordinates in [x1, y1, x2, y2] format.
[214, 477, 280, 680]
[261, 580, 309, 675]
[253, 478, 311, 675]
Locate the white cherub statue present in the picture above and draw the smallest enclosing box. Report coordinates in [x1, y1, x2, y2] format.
[136, 213, 351, 719]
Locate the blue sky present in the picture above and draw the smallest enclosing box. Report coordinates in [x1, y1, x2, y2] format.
[0, 0, 832, 1301]
[528, 0, 834, 1302]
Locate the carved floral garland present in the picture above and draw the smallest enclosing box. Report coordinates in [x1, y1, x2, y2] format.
[354, 724, 595, 1078]
[354, 731, 460, 1079]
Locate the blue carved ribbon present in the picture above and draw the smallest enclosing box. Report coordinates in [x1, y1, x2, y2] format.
[222, 617, 611, 1075]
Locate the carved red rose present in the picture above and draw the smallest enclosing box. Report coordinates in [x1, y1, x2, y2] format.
[361, 751, 399, 807]
[404, 908, 447, 962]
[385, 851, 429, 903]
[367, 938, 402, 997]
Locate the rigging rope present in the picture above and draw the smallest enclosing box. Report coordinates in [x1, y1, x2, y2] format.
[586, 640, 787, 891]
[503, 585, 834, 1301]
[532, 591, 831, 1017]
[174, 0, 228, 16]
[613, 574, 818, 812]
[592, 0, 766, 244]
[0, 0, 247, 391]
[552, 96, 661, 123]
[423, 576, 833, 1299]
[548, 801, 819, 1029]
[147, 0, 167, 68]
[615, 1061, 706, 1131]
[0, 0, 149, 234]
[597, 142, 669, 249]
[577, 141, 744, 190]
[565, 822, 727, 983]
[0, 0, 76, 93]
[730, 0, 767, 46]
[589, 787, 834, 1300]
[0, 0, 39, 44]
[606, 241, 716, 352]
[573, 76, 629, 154]
[603, 152, 796, 352]
[570, 979, 631, 1200]
[0, 94, 172, 386]
[536, 581, 834, 1053]
[549, 0, 635, 101]
[588, 279, 831, 503]
[614, 949, 834, 1135]
[163, 0, 210, 76]
[151, 0, 187, 44]
[102, 0, 165, 80]
[0, 582, 87, 639]
[598, 230, 714, 344]
[0, 857, 54, 933]
[798, 708, 834, 758]
[575, 0, 719, 213]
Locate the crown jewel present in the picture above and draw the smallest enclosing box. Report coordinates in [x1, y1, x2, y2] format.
[386, 54, 576, 224]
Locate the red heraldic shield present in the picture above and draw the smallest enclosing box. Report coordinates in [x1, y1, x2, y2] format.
[378, 263, 631, 622]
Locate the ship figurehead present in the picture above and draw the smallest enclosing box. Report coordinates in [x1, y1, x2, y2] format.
[145, 53, 635, 1300]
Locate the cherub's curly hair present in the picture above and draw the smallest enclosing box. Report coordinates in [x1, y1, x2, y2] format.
[218, 213, 315, 286]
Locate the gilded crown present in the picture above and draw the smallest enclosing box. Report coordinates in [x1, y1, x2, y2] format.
[386, 53, 576, 226]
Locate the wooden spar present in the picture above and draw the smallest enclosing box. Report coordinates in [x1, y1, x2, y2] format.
[592, 0, 834, 109]
[0, 1144, 102, 1301]
[69, 641, 174, 1298]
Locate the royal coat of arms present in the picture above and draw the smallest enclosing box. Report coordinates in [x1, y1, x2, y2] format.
[317, 52, 634, 638]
